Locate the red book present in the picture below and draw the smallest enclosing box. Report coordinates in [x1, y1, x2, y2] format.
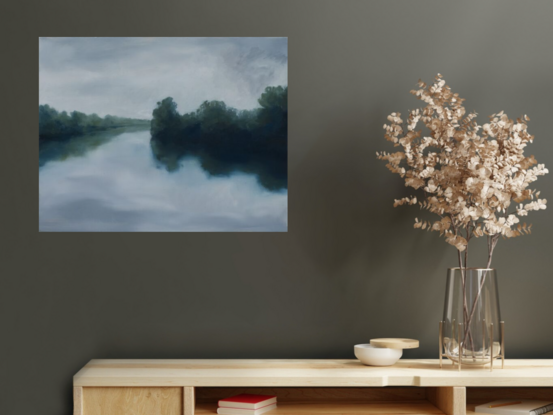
[218, 394, 277, 410]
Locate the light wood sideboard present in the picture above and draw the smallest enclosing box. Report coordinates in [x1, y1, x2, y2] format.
[73, 359, 553, 415]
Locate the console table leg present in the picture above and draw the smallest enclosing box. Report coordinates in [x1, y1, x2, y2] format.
[73, 387, 83, 415]
[184, 387, 195, 415]
[427, 386, 466, 415]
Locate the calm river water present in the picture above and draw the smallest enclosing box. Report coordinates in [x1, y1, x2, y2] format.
[39, 128, 288, 232]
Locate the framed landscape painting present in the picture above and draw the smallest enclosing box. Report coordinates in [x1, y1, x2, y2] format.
[39, 37, 288, 232]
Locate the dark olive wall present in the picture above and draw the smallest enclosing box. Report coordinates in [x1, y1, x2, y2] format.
[2, 1, 553, 414]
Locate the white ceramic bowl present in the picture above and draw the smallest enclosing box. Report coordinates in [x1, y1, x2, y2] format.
[354, 344, 402, 366]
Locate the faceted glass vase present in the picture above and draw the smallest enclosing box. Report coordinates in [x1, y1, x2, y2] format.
[442, 268, 503, 366]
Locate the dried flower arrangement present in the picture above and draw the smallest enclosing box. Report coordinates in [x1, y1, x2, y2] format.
[378, 74, 548, 270]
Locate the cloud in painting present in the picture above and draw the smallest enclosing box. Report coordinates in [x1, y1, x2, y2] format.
[39, 37, 288, 119]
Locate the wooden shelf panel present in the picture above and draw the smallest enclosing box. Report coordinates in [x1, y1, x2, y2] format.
[73, 359, 553, 387]
[80, 387, 183, 415]
[196, 402, 444, 415]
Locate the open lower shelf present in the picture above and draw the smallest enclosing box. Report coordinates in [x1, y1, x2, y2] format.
[195, 401, 445, 414]
[194, 386, 455, 415]
[196, 386, 553, 415]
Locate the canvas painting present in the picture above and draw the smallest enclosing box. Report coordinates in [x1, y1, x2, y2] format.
[39, 37, 288, 232]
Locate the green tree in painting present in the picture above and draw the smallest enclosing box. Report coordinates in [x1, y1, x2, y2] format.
[150, 86, 288, 191]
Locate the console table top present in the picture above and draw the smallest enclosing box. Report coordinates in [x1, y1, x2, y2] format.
[73, 359, 553, 387]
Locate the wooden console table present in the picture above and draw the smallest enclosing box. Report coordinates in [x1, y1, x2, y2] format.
[73, 359, 553, 415]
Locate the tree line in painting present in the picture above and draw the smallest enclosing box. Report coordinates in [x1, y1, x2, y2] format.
[150, 86, 287, 191]
[38, 86, 287, 191]
[39, 104, 150, 140]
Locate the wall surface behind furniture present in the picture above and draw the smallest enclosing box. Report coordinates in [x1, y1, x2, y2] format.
[1, 1, 553, 414]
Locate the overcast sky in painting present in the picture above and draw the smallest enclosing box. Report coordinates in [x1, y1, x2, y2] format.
[39, 37, 288, 119]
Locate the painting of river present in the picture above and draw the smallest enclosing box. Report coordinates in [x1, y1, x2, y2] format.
[39, 37, 288, 232]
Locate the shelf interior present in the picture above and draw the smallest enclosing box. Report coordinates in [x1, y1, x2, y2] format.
[196, 386, 553, 415]
[465, 387, 553, 415]
[195, 387, 444, 415]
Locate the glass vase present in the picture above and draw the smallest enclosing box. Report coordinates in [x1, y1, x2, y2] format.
[441, 268, 503, 366]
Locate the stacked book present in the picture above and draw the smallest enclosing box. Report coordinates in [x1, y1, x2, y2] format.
[217, 394, 277, 415]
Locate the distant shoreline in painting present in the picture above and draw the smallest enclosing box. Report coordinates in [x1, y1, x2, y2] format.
[39, 37, 288, 232]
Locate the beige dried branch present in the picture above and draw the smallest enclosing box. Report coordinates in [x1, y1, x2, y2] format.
[377, 74, 548, 267]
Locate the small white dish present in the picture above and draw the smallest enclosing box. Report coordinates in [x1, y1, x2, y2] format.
[354, 343, 403, 366]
